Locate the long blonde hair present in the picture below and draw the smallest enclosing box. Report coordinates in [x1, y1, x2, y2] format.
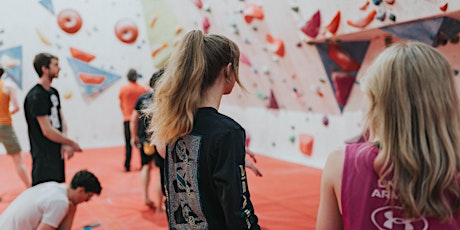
[362, 42, 460, 220]
[148, 30, 241, 144]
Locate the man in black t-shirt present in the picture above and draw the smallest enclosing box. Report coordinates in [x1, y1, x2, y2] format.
[24, 53, 81, 186]
[130, 69, 165, 210]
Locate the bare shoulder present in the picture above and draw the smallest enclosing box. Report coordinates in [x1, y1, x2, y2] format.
[324, 148, 346, 176]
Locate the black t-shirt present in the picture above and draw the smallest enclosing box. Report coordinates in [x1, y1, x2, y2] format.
[134, 92, 153, 142]
[165, 107, 260, 230]
[24, 84, 62, 158]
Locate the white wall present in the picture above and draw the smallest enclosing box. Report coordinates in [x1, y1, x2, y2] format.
[2, 0, 460, 169]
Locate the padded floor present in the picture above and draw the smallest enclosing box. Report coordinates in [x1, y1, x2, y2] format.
[0, 146, 321, 229]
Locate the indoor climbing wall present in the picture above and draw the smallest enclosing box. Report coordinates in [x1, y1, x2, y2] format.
[1, 0, 460, 169]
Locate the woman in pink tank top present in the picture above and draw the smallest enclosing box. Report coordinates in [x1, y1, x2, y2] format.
[317, 42, 460, 229]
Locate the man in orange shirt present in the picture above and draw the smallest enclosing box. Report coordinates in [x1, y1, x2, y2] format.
[0, 66, 30, 188]
[118, 69, 147, 172]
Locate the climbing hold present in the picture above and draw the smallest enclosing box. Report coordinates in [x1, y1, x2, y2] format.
[332, 71, 355, 107]
[149, 15, 158, 28]
[328, 43, 361, 71]
[372, 0, 382, 6]
[266, 34, 285, 57]
[289, 135, 296, 144]
[256, 91, 268, 100]
[203, 16, 210, 34]
[114, 19, 138, 44]
[440, 3, 448, 12]
[35, 28, 52, 46]
[79, 73, 106, 85]
[384, 0, 395, 5]
[267, 89, 279, 109]
[299, 133, 314, 156]
[57, 9, 83, 34]
[195, 0, 203, 9]
[347, 10, 376, 28]
[322, 115, 329, 127]
[243, 4, 264, 24]
[388, 13, 396, 22]
[63, 91, 72, 99]
[325, 11, 341, 35]
[70, 47, 95, 63]
[301, 10, 321, 38]
[376, 11, 386, 21]
[240, 53, 252, 66]
[151, 43, 168, 58]
[359, 1, 370, 11]
[291, 5, 299, 13]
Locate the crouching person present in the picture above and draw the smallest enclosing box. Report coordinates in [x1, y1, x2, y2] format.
[0, 169, 102, 230]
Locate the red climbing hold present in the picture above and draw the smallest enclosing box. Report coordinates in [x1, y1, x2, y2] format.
[328, 44, 361, 71]
[266, 34, 285, 57]
[301, 10, 321, 38]
[326, 11, 341, 35]
[332, 71, 355, 107]
[70, 47, 95, 63]
[243, 4, 264, 24]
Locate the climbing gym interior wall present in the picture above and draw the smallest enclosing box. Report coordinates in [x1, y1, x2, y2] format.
[1, 0, 460, 169]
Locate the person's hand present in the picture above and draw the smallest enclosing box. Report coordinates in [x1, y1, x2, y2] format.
[131, 136, 140, 148]
[61, 145, 75, 160]
[70, 141, 82, 152]
[245, 158, 262, 177]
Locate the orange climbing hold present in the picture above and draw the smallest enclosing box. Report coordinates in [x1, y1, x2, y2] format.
[79, 73, 105, 85]
[149, 15, 158, 28]
[151, 43, 168, 58]
[70, 47, 95, 63]
[359, 1, 370, 10]
[347, 9, 376, 28]
[328, 43, 361, 71]
[326, 11, 341, 35]
[266, 34, 285, 57]
[299, 134, 314, 156]
[301, 10, 321, 38]
[243, 4, 264, 24]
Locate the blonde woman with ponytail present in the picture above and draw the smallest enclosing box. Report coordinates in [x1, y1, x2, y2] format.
[317, 42, 460, 229]
[147, 30, 260, 230]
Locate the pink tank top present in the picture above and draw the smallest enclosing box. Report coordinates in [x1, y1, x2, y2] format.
[341, 142, 460, 229]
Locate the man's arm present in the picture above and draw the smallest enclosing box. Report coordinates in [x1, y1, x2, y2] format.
[57, 203, 76, 230]
[36, 222, 56, 230]
[36, 116, 81, 152]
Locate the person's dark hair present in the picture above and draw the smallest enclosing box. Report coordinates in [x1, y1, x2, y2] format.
[33, 53, 58, 77]
[0, 67, 4, 78]
[70, 170, 102, 194]
[149, 68, 164, 89]
[127, 69, 138, 82]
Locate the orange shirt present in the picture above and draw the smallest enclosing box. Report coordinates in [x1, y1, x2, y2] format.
[118, 82, 147, 121]
[0, 80, 12, 125]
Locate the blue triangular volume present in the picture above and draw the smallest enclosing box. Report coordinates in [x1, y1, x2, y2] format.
[380, 17, 460, 47]
[67, 58, 122, 96]
[0, 46, 23, 89]
[39, 0, 55, 15]
[315, 41, 370, 113]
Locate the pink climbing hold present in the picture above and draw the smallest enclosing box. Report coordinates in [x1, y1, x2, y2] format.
[301, 10, 321, 38]
[240, 53, 252, 66]
[203, 16, 210, 34]
[267, 89, 279, 109]
[195, 0, 203, 9]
